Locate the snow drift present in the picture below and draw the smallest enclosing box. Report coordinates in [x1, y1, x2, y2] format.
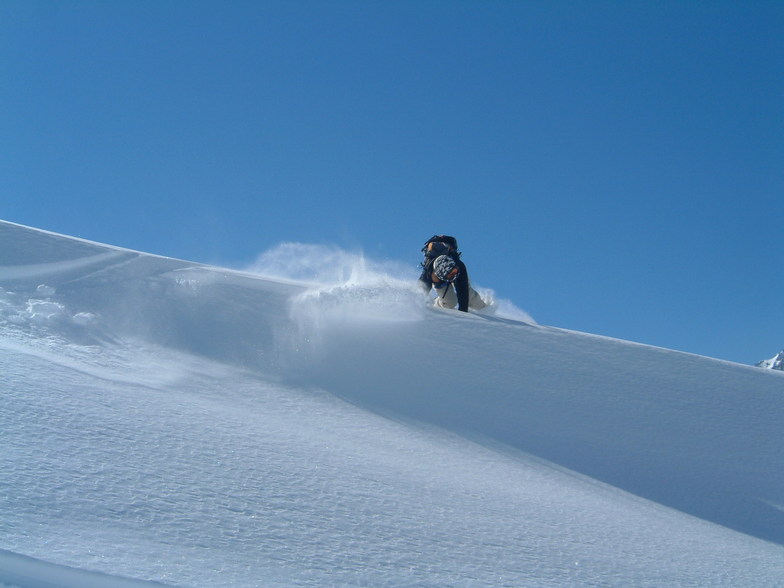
[1, 219, 783, 587]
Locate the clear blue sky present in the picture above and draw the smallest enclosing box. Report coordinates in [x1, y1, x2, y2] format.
[2, 1, 782, 365]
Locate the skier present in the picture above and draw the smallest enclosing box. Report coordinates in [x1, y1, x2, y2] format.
[418, 235, 487, 312]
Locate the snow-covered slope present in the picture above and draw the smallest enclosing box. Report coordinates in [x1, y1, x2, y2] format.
[757, 350, 784, 371]
[1, 219, 783, 587]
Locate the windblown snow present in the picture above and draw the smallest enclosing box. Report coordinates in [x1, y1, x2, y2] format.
[1, 220, 783, 588]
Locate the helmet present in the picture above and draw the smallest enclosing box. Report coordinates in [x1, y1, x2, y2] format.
[433, 255, 459, 282]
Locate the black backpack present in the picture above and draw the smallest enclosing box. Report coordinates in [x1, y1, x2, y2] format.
[420, 235, 461, 276]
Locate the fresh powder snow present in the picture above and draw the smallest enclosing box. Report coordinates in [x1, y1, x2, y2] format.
[1, 219, 783, 587]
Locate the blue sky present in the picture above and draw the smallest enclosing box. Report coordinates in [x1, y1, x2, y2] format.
[2, 1, 782, 365]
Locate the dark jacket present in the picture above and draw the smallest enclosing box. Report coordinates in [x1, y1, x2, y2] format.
[419, 252, 470, 312]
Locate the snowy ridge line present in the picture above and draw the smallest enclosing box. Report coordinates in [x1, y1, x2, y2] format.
[468, 307, 739, 367]
[0, 219, 339, 292]
[0, 251, 132, 281]
[0, 549, 171, 588]
[0, 219, 181, 263]
[536, 320, 773, 370]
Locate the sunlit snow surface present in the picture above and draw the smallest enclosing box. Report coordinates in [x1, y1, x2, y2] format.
[1, 220, 783, 587]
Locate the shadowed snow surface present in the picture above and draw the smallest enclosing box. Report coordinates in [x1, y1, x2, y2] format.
[1, 220, 783, 587]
